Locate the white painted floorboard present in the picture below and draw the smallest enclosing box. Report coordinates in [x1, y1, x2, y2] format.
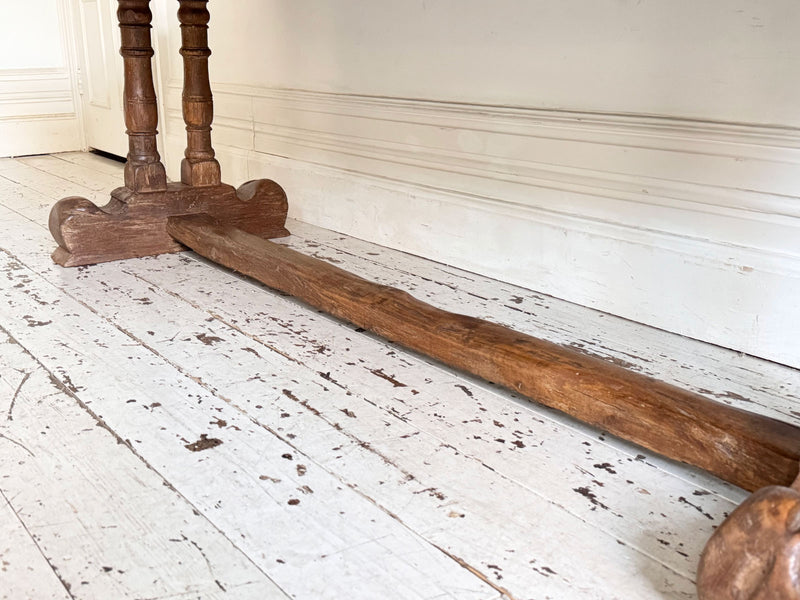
[0, 152, 798, 599]
[0, 329, 291, 600]
[0, 494, 72, 600]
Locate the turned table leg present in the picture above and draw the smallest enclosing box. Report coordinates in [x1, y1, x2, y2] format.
[48, 0, 289, 267]
[118, 0, 167, 192]
[178, 0, 221, 187]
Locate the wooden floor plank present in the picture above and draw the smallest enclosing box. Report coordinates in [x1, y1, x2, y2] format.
[0, 210, 498, 599]
[0, 158, 18, 173]
[0, 181, 704, 597]
[0, 494, 72, 600]
[0, 230, 694, 599]
[52, 152, 127, 178]
[0, 161, 107, 211]
[0, 328, 291, 600]
[0, 175, 55, 227]
[17, 155, 123, 193]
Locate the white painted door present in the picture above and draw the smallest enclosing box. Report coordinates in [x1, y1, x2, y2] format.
[75, 0, 127, 157]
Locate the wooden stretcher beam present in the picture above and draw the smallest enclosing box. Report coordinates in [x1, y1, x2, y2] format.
[167, 213, 800, 494]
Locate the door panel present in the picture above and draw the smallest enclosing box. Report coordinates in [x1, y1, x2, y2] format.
[77, 0, 127, 157]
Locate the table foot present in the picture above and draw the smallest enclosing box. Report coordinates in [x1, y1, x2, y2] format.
[49, 179, 289, 267]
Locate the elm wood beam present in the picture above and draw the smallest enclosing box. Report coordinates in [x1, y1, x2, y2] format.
[167, 213, 800, 493]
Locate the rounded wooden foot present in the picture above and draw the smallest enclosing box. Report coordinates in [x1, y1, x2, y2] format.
[697, 483, 800, 599]
[49, 194, 138, 267]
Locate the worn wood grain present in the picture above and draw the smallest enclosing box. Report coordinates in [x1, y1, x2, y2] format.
[13, 155, 800, 432]
[178, 0, 222, 186]
[696, 476, 800, 599]
[167, 214, 800, 493]
[46, 0, 289, 268]
[128, 247, 743, 575]
[117, 0, 167, 192]
[0, 237, 697, 599]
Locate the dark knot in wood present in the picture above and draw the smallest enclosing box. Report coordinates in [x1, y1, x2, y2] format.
[698, 484, 800, 599]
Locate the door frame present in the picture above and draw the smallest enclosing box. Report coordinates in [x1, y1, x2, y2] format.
[59, 0, 88, 152]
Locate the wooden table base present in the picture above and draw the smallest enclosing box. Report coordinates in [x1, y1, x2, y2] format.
[49, 0, 289, 268]
[166, 213, 800, 598]
[49, 180, 288, 267]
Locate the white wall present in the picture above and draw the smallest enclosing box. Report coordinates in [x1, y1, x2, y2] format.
[153, 0, 800, 368]
[202, 0, 800, 127]
[0, 0, 83, 157]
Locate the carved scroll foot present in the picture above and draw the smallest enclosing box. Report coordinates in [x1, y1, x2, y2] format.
[48, 179, 289, 267]
[697, 480, 800, 599]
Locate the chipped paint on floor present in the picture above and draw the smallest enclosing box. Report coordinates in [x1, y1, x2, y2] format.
[0, 152, 798, 599]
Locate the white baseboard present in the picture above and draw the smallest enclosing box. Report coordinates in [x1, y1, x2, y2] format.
[162, 85, 800, 368]
[0, 116, 82, 157]
[0, 68, 81, 157]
